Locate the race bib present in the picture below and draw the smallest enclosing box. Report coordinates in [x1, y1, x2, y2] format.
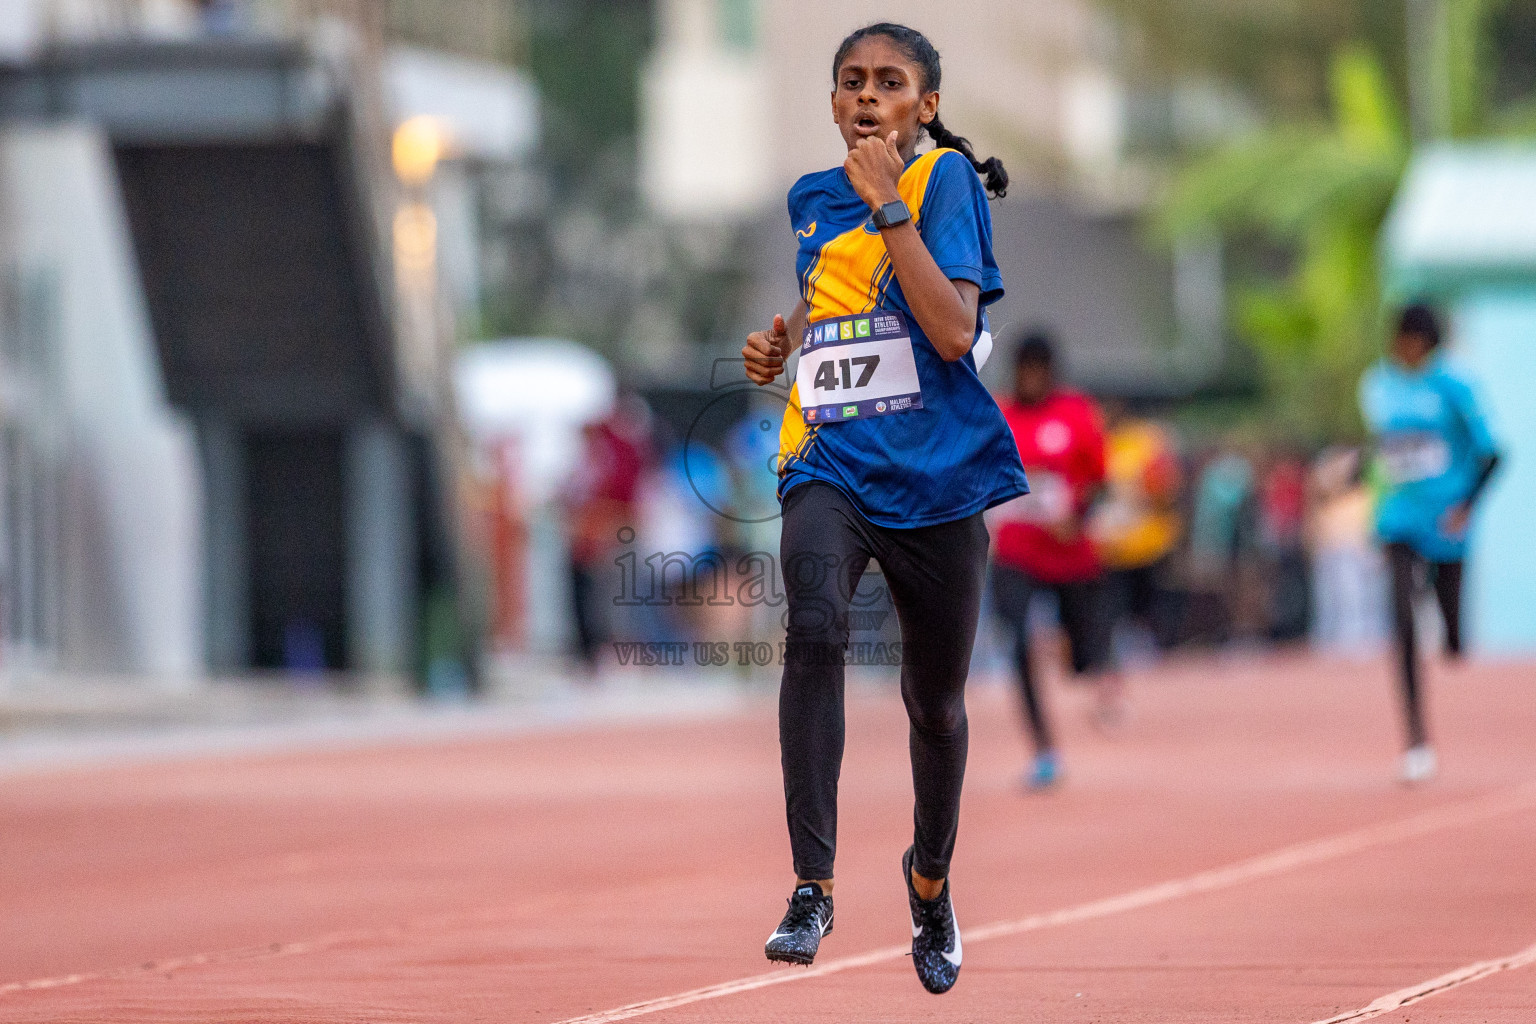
[1379, 432, 1450, 485]
[989, 469, 1071, 527]
[797, 311, 923, 424]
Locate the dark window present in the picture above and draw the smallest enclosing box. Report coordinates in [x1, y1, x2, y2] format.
[245, 430, 348, 671]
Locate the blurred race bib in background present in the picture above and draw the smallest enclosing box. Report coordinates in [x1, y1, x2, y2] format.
[987, 468, 1071, 527]
[1378, 432, 1450, 485]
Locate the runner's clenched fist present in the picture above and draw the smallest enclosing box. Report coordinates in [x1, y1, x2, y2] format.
[744, 313, 790, 385]
[844, 131, 905, 210]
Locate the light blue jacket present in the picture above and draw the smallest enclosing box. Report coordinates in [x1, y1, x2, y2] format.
[1359, 356, 1498, 561]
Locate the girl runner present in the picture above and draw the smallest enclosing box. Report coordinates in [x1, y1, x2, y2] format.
[1359, 303, 1501, 784]
[741, 22, 1026, 995]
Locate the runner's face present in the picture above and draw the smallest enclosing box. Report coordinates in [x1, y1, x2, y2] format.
[832, 37, 937, 161]
[1391, 331, 1433, 369]
[1014, 363, 1053, 405]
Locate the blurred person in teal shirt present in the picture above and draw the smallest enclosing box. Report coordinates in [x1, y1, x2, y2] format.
[1359, 303, 1501, 785]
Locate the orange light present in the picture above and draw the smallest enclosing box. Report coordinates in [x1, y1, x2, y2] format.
[392, 116, 445, 186]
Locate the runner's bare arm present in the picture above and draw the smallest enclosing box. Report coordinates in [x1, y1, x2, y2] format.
[743, 301, 809, 385]
[845, 132, 979, 362]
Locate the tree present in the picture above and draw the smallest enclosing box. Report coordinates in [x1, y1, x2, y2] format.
[1140, 0, 1536, 440]
[1156, 47, 1404, 440]
[1102, 0, 1407, 119]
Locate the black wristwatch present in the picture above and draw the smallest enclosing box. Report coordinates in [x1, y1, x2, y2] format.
[870, 199, 911, 230]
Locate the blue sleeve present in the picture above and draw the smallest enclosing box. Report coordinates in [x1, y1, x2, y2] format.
[787, 172, 821, 236]
[918, 151, 1004, 308]
[1440, 371, 1499, 456]
[787, 180, 805, 235]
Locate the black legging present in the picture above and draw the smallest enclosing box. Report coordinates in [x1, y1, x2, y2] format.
[1385, 542, 1463, 749]
[778, 482, 989, 883]
[989, 565, 1112, 755]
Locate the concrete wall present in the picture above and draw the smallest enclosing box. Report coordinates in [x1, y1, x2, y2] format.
[0, 123, 203, 680]
[345, 417, 418, 678]
[1457, 290, 1536, 654]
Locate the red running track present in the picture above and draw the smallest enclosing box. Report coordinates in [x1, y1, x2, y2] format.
[3, 652, 1536, 1023]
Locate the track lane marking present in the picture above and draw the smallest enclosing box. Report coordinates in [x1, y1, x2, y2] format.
[0, 928, 403, 997]
[3, 780, 1533, 1012]
[1310, 939, 1536, 1023]
[551, 781, 1536, 1024]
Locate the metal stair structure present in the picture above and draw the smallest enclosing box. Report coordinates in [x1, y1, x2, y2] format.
[0, 36, 447, 681]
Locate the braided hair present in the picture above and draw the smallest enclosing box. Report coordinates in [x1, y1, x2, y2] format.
[832, 22, 1009, 199]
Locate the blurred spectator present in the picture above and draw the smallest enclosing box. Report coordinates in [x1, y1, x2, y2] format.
[1188, 445, 1260, 642]
[1307, 446, 1389, 653]
[562, 409, 646, 672]
[1258, 449, 1310, 642]
[1090, 402, 1183, 655]
[640, 443, 728, 563]
[719, 410, 788, 658]
[634, 439, 730, 647]
[723, 408, 783, 553]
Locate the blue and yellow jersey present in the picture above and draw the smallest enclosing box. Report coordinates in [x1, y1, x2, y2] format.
[778, 148, 1028, 528]
[1359, 355, 1499, 561]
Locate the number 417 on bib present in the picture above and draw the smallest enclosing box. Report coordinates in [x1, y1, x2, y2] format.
[813, 356, 880, 391]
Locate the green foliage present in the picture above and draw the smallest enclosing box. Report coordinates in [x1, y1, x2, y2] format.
[1492, 94, 1536, 136]
[1127, 0, 1536, 441]
[1101, 0, 1408, 117]
[524, 0, 654, 185]
[1159, 47, 1405, 440]
[1443, 0, 1506, 137]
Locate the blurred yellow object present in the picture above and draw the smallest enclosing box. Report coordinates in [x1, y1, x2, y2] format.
[1092, 420, 1182, 570]
[392, 116, 446, 186]
[394, 203, 437, 272]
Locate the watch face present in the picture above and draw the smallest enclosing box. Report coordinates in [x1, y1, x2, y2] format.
[874, 201, 909, 228]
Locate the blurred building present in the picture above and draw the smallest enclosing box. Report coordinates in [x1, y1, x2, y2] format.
[0, 119, 202, 680]
[0, 0, 535, 686]
[644, 0, 1136, 215]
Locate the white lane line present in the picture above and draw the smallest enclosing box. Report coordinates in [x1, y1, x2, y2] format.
[552, 781, 1536, 1024]
[0, 929, 399, 998]
[1310, 940, 1536, 1023]
[3, 781, 1533, 1010]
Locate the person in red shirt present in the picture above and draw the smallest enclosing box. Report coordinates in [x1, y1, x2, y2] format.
[988, 332, 1116, 787]
[563, 410, 647, 674]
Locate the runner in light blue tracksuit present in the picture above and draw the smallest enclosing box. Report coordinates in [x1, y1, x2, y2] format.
[1358, 303, 1501, 784]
